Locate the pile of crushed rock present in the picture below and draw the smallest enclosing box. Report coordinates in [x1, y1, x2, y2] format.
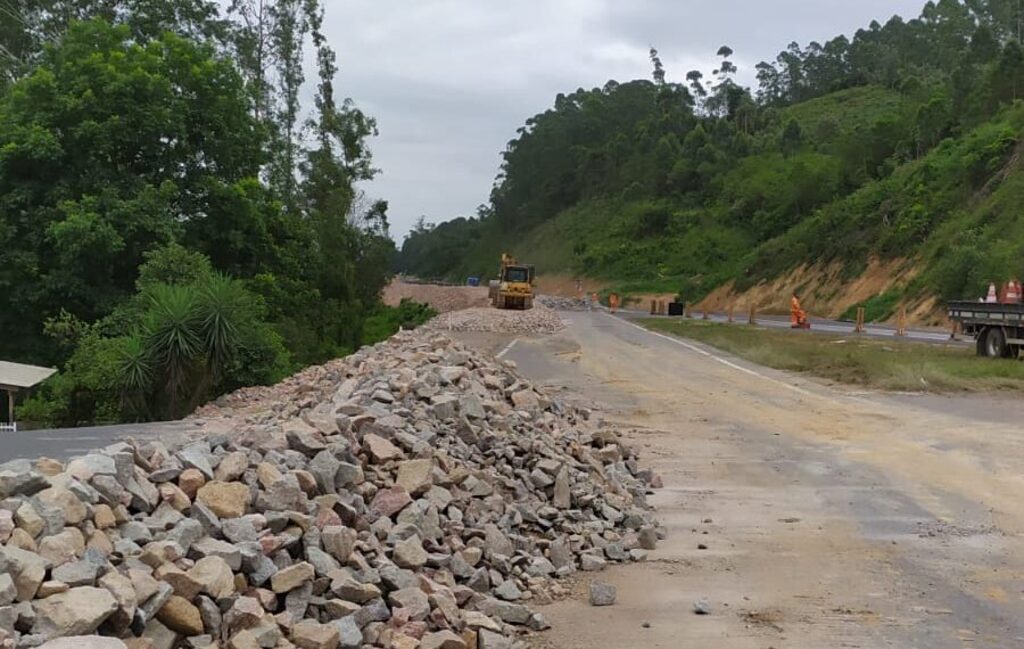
[0, 330, 661, 649]
[422, 307, 565, 335]
[534, 296, 589, 312]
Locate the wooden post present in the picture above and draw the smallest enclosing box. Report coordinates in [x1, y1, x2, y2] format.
[748, 305, 757, 325]
[728, 304, 735, 323]
[896, 307, 907, 337]
[855, 307, 865, 334]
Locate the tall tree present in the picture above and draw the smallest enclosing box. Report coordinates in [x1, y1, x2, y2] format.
[649, 46, 665, 85]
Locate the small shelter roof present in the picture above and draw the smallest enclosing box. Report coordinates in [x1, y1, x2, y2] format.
[0, 361, 57, 390]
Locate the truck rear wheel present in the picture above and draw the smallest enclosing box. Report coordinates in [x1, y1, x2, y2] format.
[982, 327, 1009, 358]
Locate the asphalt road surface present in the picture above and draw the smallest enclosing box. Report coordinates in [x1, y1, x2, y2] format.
[0, 420, 194, 464]
[457, 310, 1024, 649]
[620, 306, 969, 346]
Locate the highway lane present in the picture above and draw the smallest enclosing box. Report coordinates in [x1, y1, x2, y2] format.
[615, 306, 969, 346]
[0, 420, 194, 464]
[506, 311, 1024, 649]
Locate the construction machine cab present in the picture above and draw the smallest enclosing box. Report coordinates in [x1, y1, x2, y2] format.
[490, 254, 535, 310]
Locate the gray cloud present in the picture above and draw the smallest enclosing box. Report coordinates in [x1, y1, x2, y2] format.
[322, 0, 926, 239]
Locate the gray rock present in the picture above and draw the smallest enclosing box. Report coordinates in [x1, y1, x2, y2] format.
[0, 574, 16, 606]
[322, 526, 357, 564]
[164, 518, 204, 552]
[308, 451, 341, 494]
[0, 462, 47, 498]
[392, 535, 427, 569]
[51, 560, 99, 587]
[221, 517, 258, 544]
[332, 615, 363, 648]
[552, 466, 571, 509]
[191, 537, 242, 571]
[352, 597, 390, 628]
[0, 546, 47, 602]
[387, 587, 429, 621]
[305, 546, 340, 577]
[638, 526, 658, 550]
[90, 475, 125, 504]
[177, 443, 215, 480]
[483, 524, 513, 558]
[334, 462, 364, 488]
[589, 581, 616, 606]
[190, 501, 222, 536]
[257, 474, 307, 512]
[477, 629, 512, 649]
[478, 598, 531, 625]
[693, 599, 711, 615]
[32, 586, 117, 636]
[579, 554, 606, 572]
[493, 580, 522, 601]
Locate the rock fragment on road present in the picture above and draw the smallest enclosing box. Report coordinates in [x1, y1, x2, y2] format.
[589, 582, 616, 606]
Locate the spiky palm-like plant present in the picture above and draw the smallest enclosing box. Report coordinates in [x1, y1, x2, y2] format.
[197, 274, 249, 381]
[143, 284, 201, 418]
[117, 334, 153, 420]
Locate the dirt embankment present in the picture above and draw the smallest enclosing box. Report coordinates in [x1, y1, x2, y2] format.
[696, 257, 947, 325]
[533, 274, 608, 298]
[383, 279, 489, 313]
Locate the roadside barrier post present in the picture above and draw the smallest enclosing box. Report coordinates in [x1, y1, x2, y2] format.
[728, 304, 735, 323]
[748, 305, 757, 325]
[855, 307, 865, 334]
[896, 307, 907, 337]
[650, 299, 656, 315]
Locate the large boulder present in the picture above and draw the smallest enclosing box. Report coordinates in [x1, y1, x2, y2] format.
[33, 586, 118, 636]
[195, 481, 250, 519]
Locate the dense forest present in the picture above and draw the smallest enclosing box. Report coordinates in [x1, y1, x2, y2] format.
[0, 0, 430, 426]
[397, 0, 1024, 311]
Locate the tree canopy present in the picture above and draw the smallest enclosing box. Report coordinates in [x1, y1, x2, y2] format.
[0, 0, 421, 426]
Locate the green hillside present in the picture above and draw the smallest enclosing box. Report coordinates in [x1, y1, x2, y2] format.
[397, 2, 1024, 309]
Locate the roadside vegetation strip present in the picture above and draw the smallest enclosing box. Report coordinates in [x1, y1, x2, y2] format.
[640, 319, 1024, 393]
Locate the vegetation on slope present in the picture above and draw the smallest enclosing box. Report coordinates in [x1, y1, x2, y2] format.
[397, 1, 1024, 307]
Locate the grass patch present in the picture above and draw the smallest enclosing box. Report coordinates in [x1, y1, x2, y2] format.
[642, 319, 1024, 393]
[839, 289, 902, 322]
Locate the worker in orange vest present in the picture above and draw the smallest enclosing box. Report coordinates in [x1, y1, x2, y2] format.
[790, 293, 809, 329]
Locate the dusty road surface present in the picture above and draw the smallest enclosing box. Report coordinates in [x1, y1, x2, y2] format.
[459, 311, 1024, 649]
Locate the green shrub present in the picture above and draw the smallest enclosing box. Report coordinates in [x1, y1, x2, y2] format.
[839, 290, 903, 322]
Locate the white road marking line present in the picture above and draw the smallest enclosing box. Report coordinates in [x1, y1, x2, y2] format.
[496, 338, 519, 359]
[612, 315, 813, 397]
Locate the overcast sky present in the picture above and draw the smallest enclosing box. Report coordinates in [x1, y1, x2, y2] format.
[322, 0, 927, 240]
